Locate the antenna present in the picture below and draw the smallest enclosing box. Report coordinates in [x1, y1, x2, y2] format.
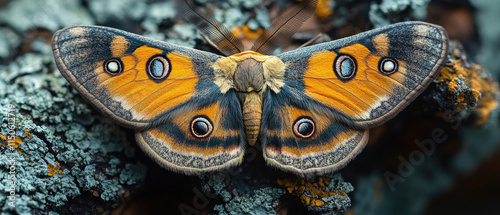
[177, 0, 244, 56]
[251, 0, 319, 55]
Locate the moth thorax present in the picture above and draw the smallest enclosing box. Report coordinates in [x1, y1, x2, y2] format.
[233, 58, 265, 92]
[242, 92, 262, 146]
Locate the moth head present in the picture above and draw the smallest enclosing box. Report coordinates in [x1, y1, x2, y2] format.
[213, 52, 286, 94]
[233, 58, 265, 92]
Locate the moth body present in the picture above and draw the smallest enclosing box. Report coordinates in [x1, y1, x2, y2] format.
[212, 51, 286, 146]
[233, 58, 265, 92]
[233, 58, 265, 146]
[242, 92, 262, 146]
[213, 51, 286, 94]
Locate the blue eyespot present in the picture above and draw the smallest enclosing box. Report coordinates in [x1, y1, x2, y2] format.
[151, 59, 164, 77]
[191, 116, 213, 139]
[379, 57, 398, 75]
[293, 117, 315, 139]
[340, 58, 354, 77]
[104, 58, 124, 75]
[334, 54, 356, 81]
[147, 56, 171, 81]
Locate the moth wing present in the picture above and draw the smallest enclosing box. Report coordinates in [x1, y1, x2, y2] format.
[261, 22, 448, 174]
[261, 88, 369, 175]
[52, 25, 220, 128]
[277, 21, 449, 128]
[136, 91, 246, 174]
[52, 26, 245, 173]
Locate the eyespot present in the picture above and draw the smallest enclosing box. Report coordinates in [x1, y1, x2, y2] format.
[147, 55, 171, 81]
[104, 58, 124, 75]
[190, 116, 213, 139]
[379, 57, 398, 75]
[333, 54, 357, 81]
[293, 117, 315, 139]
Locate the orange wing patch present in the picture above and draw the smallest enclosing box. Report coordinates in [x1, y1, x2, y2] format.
[372, 33, 389, 56]
[135, 100, 244, 173]
[266, 105, 357, 157]
[303, 44, 405, 119]
[110, 35, 130, 57]
[170, 101, 241, 150]
[97, 46, 198, 121]
[262, 103, 369, 174]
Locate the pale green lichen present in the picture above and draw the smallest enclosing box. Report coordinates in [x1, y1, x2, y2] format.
[0, 1, 147, 214]
[0, 47, 146, 213]
[0, 0, 93, 32]
[202, 173, 286, 214]
[369, 0, 431, 27]
[87, 0, 147, 23]
[0, 27, 20, 60]
[141, 1, 177, 33]
[255, 8, 271, 29]
[166, 24, 201, 48]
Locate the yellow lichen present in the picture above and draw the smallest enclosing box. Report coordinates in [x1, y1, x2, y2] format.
[312, 199, 324, 206]
[232, 24, 264, 40]
[1, 134, 22, 152]
[0, 134, 4, 147]
[436, 41, 499, 127]
[278, 175, 345, 208]
[47, 162, 64, 176]
[24, 129, 32, 138]
[315, 0, 333, 18]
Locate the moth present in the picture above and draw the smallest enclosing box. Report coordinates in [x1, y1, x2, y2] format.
[52, 0, 449, 175]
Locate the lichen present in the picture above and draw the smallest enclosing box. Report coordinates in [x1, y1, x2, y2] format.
[47, 162, 64, 176]
[369, 0, 431, 28]
[202, 173, 286, 214]
[315, 0, 334, 18]
[278, 173, 353, 214]
[0, 27, 20, 60]
[0, 1, 147, 214]
[0, 47, 146, 213]
[232, 24, 265, 40]
[430, 41, 499, 126]
[141, 1, 177, 33]
[0, 0, 93, 32]
[87, 0, 147, 23]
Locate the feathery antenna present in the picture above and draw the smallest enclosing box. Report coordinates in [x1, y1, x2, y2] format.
[177, 0, 244, 56]
[251, 0, 319, 55]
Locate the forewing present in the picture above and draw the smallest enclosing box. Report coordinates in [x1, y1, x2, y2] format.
[277, 21, 449, 128]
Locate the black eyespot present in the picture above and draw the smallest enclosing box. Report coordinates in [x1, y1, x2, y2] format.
[104, 58, 124, 75]
[293, 117, 315, 139]
[147, 55, 171, 82]
[378, 57, 398, 75]
[333, 54, 357, 82]
[190, 116, 213, 139]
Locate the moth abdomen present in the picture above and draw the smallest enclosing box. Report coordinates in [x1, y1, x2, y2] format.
[242, 92, 262, 146]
